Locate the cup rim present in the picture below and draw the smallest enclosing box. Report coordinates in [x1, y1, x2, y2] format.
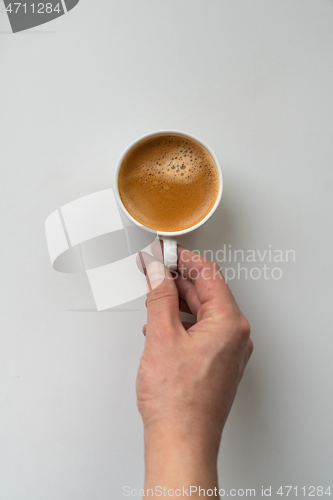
[113, 130, 223, 237]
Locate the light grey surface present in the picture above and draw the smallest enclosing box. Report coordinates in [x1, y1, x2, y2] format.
[1, 1, 333, 498]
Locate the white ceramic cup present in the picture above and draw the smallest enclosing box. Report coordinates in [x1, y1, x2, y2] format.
[114, 130, 223, 271]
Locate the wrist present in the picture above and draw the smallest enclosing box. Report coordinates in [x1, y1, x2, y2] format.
[143, 419, 220, 495]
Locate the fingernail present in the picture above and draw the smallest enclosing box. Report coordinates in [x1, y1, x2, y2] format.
[146, 261, 165, 290]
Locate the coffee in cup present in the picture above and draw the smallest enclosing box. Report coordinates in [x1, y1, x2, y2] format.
[118, 134, 219, 232]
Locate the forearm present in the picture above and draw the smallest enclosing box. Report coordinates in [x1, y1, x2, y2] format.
[144, 423, 220, 498]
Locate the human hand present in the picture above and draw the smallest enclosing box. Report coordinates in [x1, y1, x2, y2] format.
[136, 241, 253, 497]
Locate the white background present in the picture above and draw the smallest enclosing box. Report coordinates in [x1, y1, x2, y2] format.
[1, 1, 333, 498]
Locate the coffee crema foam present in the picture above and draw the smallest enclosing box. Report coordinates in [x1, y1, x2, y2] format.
[118, 134, 219, 232]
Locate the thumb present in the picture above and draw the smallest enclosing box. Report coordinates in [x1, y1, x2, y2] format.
[146, 261, 182, 336]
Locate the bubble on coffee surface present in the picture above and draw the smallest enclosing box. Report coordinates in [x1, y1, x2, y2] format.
[133, 143, 207, 189]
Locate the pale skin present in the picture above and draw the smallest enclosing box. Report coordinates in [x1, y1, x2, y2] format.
[136, 242, 254, 499]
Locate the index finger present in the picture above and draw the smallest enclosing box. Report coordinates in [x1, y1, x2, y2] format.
[177, 244, 238, 308]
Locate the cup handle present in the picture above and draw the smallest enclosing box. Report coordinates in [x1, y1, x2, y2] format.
[162, 237, 178, 271]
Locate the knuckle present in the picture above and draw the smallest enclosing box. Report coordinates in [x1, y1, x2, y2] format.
[198, 301, 233, 322]
[145, 323, 175, 344]
[237, 314, 251, 340]
[147, 287, 174, 305]
[248, 338, 254, 357]
[211, 261, 221, 274]
[201, 260, 219, 275]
